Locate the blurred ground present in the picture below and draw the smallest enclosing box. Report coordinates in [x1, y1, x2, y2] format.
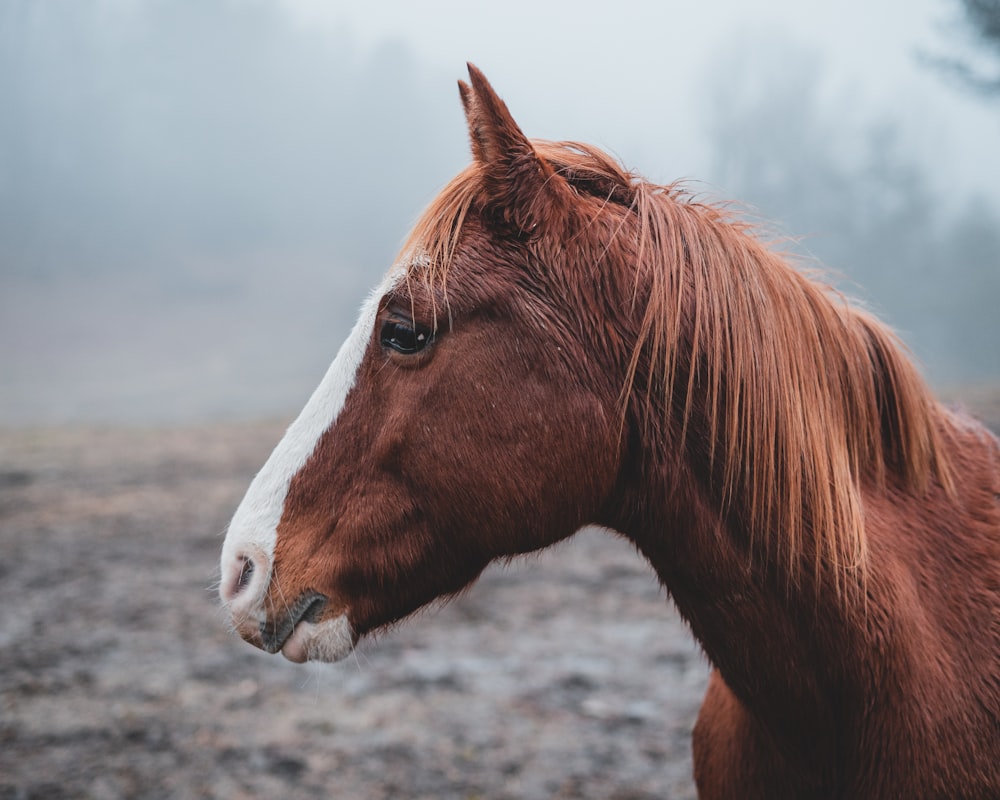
[0, 422, 707, 800]
[2, 390, 996, 800]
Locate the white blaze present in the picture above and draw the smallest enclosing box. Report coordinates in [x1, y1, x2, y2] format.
[220, 274, 396, 599]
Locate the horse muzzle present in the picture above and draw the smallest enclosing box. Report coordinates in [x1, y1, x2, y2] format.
[220, 545, 356, 663]
[259, 591, 328, 654]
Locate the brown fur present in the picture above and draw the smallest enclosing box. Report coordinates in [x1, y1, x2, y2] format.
[263, 65, 1000, 797]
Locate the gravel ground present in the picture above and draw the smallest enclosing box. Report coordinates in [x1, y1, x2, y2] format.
[0, 422, 709, 800]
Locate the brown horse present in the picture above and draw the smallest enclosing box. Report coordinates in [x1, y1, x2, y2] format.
[220, 65, 1000, 798]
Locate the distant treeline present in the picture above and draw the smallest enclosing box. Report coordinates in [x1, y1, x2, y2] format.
[0, 0, 996, 425]
[707, 43, 1000, 384]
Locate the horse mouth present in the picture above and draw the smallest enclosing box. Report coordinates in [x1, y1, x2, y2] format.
[279, 610, 356, 664]
[260, 592, 329, 655]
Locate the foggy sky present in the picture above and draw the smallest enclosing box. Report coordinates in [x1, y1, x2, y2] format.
[1, 0, 997, 425]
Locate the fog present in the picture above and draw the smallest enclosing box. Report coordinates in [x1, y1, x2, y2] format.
[1, 0, 997, 425]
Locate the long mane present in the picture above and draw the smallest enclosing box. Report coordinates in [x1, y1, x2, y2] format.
[398, 140, 953, 586]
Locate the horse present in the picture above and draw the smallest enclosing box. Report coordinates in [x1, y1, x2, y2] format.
[219, 64, 1000, 798]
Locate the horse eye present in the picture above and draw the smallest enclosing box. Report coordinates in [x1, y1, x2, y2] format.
[380, 319, 432, 355]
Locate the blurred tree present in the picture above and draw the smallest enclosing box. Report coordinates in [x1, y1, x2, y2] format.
[705, 37, 1000, 384]
[925, 0, 1000, 96]
[0, 0, 462, 282]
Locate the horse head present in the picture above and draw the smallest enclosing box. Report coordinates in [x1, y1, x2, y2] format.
[219, 65, 628, 662]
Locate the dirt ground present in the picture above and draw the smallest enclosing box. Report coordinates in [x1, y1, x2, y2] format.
[0, 422, 708, 800]
[3, 389, 997, 800]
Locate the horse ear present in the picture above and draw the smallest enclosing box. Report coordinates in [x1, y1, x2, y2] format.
[459, 63, 570, 234]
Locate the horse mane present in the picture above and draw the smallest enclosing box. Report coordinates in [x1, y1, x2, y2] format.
[397, 140, 954, 587]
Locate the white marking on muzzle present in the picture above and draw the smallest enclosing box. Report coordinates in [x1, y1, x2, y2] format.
[219, 273, 398, 610]
[280, 613, 355, 663]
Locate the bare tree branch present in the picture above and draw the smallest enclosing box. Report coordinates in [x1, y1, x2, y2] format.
[923, 0, 1000, 96]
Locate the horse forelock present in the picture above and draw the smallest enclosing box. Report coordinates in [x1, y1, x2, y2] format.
[395, 138, 953, 590]
[394, 140, 639, 286]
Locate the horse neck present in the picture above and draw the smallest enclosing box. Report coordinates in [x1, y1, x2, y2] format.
[603, 398, 998, 769]
[602, 441, 859, 780]
[595, 343, 878, 760]
[562, 190, 997, 788]
[609, 430, 830, 650]
[584, 206, 885, 720]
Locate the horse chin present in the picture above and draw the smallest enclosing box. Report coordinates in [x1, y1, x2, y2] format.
[279, 613, 355, 664]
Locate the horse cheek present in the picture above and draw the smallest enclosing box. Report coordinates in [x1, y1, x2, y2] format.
[434, 371, 612, 557]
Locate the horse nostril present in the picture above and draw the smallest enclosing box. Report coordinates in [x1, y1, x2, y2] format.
[236, 557, 255, 594]
[221, 547, 269, 606]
